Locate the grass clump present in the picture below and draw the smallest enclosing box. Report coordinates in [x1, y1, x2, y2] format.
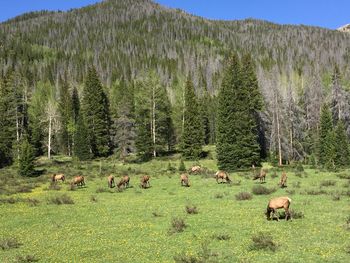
[95, 187, 108, 193]
[169, 217, 187, 234]
[212, 233, 231, 241]
[250, 232, 277, 252]
[320, 180, 336, 187]
[185, 205, 199, 214]
[46, 182, 61, 191]
[0, 237, 22, 250]
[16, 254, 39, 262]
[152, 211, 162, 217]
[174, 242, 218, 263]
[279, 209, 304, 219]
[235, 192, 252, 201]
[26, 198, 40, 206]
[90, 195, 98, 202]
[252, 185, 276, 195]
[305, 189, 327, 195]
[214, 193, 223, 199]
[48, 194, 74, 205]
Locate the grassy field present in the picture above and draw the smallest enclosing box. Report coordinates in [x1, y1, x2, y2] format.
[1, 151, 350, 262]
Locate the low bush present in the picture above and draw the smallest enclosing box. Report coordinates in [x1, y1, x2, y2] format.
[305, 189, 327, 195]
[169, 217, 187, 234]
[48, 194, 74, 205]
[16, 254, 39, 262]
[252, 185, 276, 195]
[0, 237, 22, 250]
[96, 187, 108, 193]
[250, 232, 277, 252]
[336, 173, 350, 180]
[279, 209, 304, 219]
[26, 198, 40, 206]
[212, 233, 231, 241]
[214, 193, 223, 199]
[235, 192, 252, 201]
[185, 205, 198, 215]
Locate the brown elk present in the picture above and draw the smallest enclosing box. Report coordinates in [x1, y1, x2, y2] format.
[117, 175, 130, 189]
[140, 175, 150, 189]
[279, 171, 287, 188]
[266, 196, 292, 221]
[180, 174, 190, 187]
[52, 173, 65, 182]
[253, 168, 266, 183]
[189, 166, 202, 174]
[107, 175, 115, 188]
[215, 170, 231, 184]
[71, 176, 85, 187]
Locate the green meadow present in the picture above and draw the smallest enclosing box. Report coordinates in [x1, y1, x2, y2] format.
[1, 152, 349, 262]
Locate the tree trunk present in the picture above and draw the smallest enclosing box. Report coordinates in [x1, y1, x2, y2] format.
[152, 86, 156, 157]
[276, 95, 282, 166]
[48, 116, 52, 159]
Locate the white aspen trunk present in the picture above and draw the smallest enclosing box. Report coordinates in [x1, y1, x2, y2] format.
[48, 116, 52, 159]
[182, 85, 185, 135]
[290, 128, 293, 164]
[276, 95, 282, 166]
[152, 86, 156, 157]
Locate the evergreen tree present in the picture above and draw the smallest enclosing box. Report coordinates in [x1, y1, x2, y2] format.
[318, 104, 335, 167]
[110, 80, 136, 161]
[81, 67, 111, 157]
[182, 76, 203, 159]
[241, 54, 264, 165]
[73, 115, 92, 161]
[58, 79, 73, 155]
[199, 94, 211, 145]
[18, 138, 35, 177]
[334, 120, 350, 167]
[0, 72, 17, 167]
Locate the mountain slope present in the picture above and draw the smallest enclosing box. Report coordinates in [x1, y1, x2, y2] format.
[1, 0, 350, 92]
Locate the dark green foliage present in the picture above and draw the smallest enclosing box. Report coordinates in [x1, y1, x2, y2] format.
[58, 79, 73, 156]
[216, 53, 263, 170]
[334, 121, 350, 167]
[182, 76, 203, 159]
[178, 160, 186, 172]
[18, 138, 35, 177]
[81, 67, 111, 157]
[73, 115, 91, 161]
[0, 72, 18, 167]
[199, 94, 211, 145]
[318, 104, 335, 168]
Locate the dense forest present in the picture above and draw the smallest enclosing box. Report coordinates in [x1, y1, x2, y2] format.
[1, 0, 350, 171]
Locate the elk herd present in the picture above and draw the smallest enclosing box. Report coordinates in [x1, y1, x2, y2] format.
[50, 165, 292, 221]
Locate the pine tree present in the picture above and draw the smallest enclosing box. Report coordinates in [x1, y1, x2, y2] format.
[0, 72, 17, 167]
[199, 94, 211, 145]
[58, 79, 73, 155]
[318, 104, 334, 167]
[18, 138, 35, 177]
[81, 67, 111, 157]
[334, 120, 350, 167]
[182, 76, 203, 159]
[73, 115, 92, 161]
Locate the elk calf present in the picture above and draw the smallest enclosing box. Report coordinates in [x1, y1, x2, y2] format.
[253, 168, 266, 183]
[279, 172, 287, 188]
[117, 175, 130, 189]
[215, 170, 231, 184]
[107, 175, 115, 188]
[266, 196, 292, 221]
[180, 174, 190, 187]
[140, 175, 150, 189]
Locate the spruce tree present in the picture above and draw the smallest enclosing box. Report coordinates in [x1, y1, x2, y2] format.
[216, 54, 241, 170]
[0, 72, 17, 167]
[199, 94, 211, 145]
[318, 104, 334, 167]
[182, 76, 203, 159]
[18, 138, 35, 177]
[73, 115, 92, 161]
[334, 120, 350, 167]
[58, 79, 73, 155]
[81, 67, 111, 157]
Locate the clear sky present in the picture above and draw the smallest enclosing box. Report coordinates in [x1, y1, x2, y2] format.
[0, 0, 348, 29]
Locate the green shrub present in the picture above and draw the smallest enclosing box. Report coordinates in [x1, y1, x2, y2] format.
[252, 185, 276, 195]
[320, 180, 336, 187]
[178, 160, 186, 172]
[18, 138, 35, 177]
[235, 192, 252, 200]
[48, 194, 74, 205]
[185, 205, 198, 214]
[0, 237, 22, 250]
[250, 232, 277, 251]
[169, 217, 187, 234]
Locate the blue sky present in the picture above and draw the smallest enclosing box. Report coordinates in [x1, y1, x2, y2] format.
[0, 0, 348, 29]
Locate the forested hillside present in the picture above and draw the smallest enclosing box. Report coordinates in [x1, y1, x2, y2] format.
[1, 0, 350, 169]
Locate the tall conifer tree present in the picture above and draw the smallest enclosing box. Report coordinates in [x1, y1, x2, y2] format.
[334, 120, 350, 167]
[81, 67, 111, 157]
[182, 76, 203, 159]
[73, 115, 91, 161]
[318, 104, 335, 167]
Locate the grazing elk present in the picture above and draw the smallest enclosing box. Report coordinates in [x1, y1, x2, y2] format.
[266, 196, 292, 221]
[117, 175, 130, 189]
[52, 173, 65, 182]
[107, 175, 115, 188]
[279, 171, 287, 188]
[189, 166, 202, 174]
[71, 176, 85, 187]
[180, 174, 190, 187]
[215, 170, 231, 184]
[140, 175, 150, 189]
[253, 168, 267, 183]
